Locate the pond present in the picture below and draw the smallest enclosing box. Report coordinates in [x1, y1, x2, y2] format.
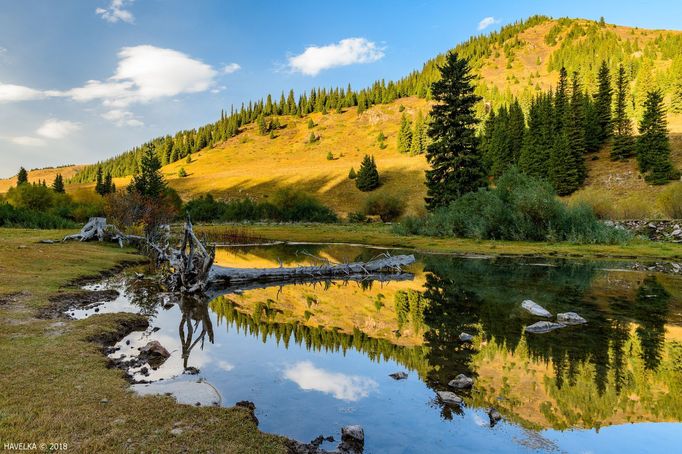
[74, 244, 682, 453]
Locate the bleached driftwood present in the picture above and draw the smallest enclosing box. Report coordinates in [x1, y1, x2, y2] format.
[207, 254, 416, 286]
[62, 217, 143, 247]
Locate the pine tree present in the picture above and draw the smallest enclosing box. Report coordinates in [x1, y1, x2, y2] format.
[519, 94, 551, 178]
[95, 166, 105, 196]
[355, 155, 380, 191]
[16, 167, 28, 185]
[104, 172, 114, 194]
[671, 80, 682, 114]
[307, 118, 315, 129]
[51, 174, 65, 193]
[550, 69, 581, 195]
[397, 113, 412, 153]
[410, 112, 428, 154]
[425, 52, 486, 210]
[594, 60, 613, 144]
[348, 167, 357, 179]
[583, 94, 602, 152]
[130, 145, 166, 198]
[637, 90, 678, 184]
[257, 114, 267, 135]
[568, 73, 587, 184]
[507, 100, 526, 163]
[612, 65, 636, 160]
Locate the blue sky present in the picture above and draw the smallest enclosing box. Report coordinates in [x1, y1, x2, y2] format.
[1, 0, 681, 177]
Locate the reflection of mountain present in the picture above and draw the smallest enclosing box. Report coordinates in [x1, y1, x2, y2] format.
[209, 296, 430, 375]
[194, 252, 682, 432]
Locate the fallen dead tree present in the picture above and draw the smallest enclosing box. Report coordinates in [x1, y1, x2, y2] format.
[62, 217, 144, 247]
[63, 216, 416, 295]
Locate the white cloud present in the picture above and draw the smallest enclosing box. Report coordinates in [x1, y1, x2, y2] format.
[283, 361, 378, 401]
[0, 83, 46, 102]
[478, 16, 500, 31]
[0, 45, 222, 126]
[217, 361, 234, 372]
[11, 136, 46, 147]
[101, 109, 144, 127]
[66, 45, 217, 107]
[288, 38, 384, 76]
[96, 0, 135, 24]
[36, 119, 81, 139]
[221, 63, 241, 74]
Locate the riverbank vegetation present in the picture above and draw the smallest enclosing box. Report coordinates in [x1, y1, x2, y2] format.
[0, 229, 286, 452]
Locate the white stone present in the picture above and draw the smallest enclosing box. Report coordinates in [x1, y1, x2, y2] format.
[521, 300, 552, 318]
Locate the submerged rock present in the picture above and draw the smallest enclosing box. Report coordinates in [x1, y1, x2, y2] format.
[521, 300, 552, 318]
[389, 371, 408, 380]
[459, 332, 474, 342]
[339, 425, 364, 453]
[437, 390, 463, 405]
[525, 321, 566, 334]
[556, 312, 587, 325]
[448, 374, 474, 389]
[488, 408, 502, 427]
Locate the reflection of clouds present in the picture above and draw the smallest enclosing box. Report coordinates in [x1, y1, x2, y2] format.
[218, 360, 234, 372]
[283, 361, 378, 401]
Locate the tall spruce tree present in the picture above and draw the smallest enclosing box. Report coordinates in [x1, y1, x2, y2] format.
[355, 155, 380, 191]
[507, 100, 526, 163]
[594, 60, 613, 144]
[612, 65, 636, 160]
[550, 68, 581, 195]
[519, 95, 550, 178]
[568, 73, 587, 184]
[425, 52, 486, 210]
[52, 174, 65, 193]
[637, 90, 678, 184]
[16, 167, 28, 185]
[397, 113, 413, 153]
[130, 145, 166, 198]
[95, 166, 105, 195]
[410, 111, 427, 154]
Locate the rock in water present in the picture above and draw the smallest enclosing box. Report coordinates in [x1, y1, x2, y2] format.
[556, 312, 587, 325]
[459, 332, 474, 342]
[521, 300, 552, 318]
[525, 321, 566, 334]
[339, 425, 364, 453]
[139, 340, 171, 367]
[437, 391, 463, 405]
[488, 408, 502, 427]
[448, 374, 474, 389]
[389, 371, 408, 380]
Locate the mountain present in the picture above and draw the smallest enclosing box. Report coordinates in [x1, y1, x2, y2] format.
[2, 16, 682, 217]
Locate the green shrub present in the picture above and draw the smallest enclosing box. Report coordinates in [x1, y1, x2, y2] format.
[363, 192, 406, 222]
[178, 167, 187, 177]
[348, 167, 357, 179]
[395, 168, 630, 244]
[0, 203, 76, 229]
[347, 211, 367, 223]
[183, 190, 337, 223]
[658, 182, 682, 218]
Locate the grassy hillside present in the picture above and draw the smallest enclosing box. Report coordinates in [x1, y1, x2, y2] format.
[3, 16, 682, 218]
[0, 165, 83, 193]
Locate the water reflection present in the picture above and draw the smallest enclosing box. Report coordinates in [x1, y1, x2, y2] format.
[283, 361, 378, 401]
[99, 245, 681, 451]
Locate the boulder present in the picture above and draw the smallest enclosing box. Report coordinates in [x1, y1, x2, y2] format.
[389, 371, 408, 380]
[459, 332, 474, 342]
[525, 321, 565, 334]
[437, 390, 463, 405]
[488, 408, 502, 427]
[521, 300, 552, 318]
[556, 312, 587, 325]
[339, 425, 364, 454]
[448, 374, 474, 389]
[140, 340, 170, 367]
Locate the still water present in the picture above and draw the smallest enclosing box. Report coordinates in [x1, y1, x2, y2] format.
[76, 244, 682, 453]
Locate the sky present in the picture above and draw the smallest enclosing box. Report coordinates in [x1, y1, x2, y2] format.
[1, 0, 682, 178]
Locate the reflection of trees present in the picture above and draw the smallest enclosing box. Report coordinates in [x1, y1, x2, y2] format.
[178, 295, 215, 370]
[419, 256, 676, 427]
[209, 296, 430, 375]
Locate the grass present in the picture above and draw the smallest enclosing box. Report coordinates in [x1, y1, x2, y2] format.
[0, 228, 286, 453]
[196, 223, 682, 261]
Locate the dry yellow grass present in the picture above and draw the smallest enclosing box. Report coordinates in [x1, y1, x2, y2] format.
[0, 165, 83, 193]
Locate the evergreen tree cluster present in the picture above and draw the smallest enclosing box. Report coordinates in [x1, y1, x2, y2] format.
[94, 166, 116, 196]
[396, 112, 429, 154]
